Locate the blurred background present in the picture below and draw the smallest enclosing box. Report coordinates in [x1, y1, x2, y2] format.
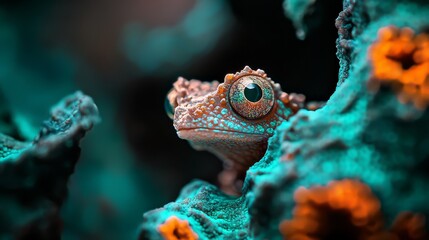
[0, 0, 341, 238]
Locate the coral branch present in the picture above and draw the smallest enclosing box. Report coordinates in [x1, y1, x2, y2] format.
[0, 91, 99, 239]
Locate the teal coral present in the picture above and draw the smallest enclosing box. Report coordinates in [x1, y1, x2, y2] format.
[140, 0, 429, 239]
[0, 91, 99, 238]
[123, 0, 233, 76]
[283, 0, 319, 40]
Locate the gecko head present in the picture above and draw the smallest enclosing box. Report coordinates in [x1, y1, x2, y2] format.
[165, 66, 303, 169]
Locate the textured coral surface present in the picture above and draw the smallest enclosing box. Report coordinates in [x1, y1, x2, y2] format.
[0, 91, 99, 239]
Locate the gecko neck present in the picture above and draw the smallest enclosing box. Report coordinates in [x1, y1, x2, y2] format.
[180, 130, 269, 171]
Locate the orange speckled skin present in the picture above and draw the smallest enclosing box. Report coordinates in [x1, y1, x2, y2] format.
[157, 216, 198, 240]
[167, 66, 304, 173]
[369, 26, 429, 109]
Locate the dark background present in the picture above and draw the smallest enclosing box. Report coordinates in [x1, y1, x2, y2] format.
[0, 0, 341, 238]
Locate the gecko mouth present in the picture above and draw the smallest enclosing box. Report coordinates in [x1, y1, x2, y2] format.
[176, 128, 269, 164]
[177, 128, 267, 141]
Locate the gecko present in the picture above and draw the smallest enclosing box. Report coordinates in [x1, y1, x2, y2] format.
[165, 66, 306, 193]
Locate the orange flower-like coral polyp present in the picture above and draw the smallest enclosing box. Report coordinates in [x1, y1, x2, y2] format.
[389, 212, 428, 240]
[369, 26, 429, 109]
[157, 216, 198, 240]
[279, 180, 383, 240]
[279, 180, 428, 240]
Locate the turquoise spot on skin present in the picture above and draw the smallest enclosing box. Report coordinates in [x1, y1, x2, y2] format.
[270, 121, 276, 127]
[221, 109, 228, 115]
[226, 121, 234, 129]
[213, 119, 219, 124]
[248, 125, 255, 132]
[267, 128, 274, 134]
[208, 123, 213, 128]
[257, 125, 265, 133]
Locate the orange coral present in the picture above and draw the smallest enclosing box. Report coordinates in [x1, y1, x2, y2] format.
[367, 212, 428, 240]
[279, 180, 427, 240]
[369, 26, 429, 109]
[390, 212, 428, 240]
[157, 216, 198, 240]
[279, 179, 383, 240]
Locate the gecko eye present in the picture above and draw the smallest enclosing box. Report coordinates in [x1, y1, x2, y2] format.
[229, 75, 275, 120]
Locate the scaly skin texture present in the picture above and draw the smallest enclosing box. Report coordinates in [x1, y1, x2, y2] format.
[166, 66, 304, 191]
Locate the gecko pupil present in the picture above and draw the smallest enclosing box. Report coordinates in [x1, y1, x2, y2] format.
[244, 83, 262, 102]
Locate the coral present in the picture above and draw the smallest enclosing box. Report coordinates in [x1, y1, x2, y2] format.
[123, 0, 233, 76]
[279, 180, 428, 240]
[139, 0, 429, 239]
[283, 0, 319, 39]
[389, 212, 428, 240]
[369, 26, 429, 109]
[158, 216, 199, 240]
[0, 91, 99, 239]
[138, 181, 249, 239]
[279, 179, 383, 240]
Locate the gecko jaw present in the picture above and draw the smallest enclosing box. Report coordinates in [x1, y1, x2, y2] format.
[177, 127, 265, 135]
[176, 128, 269, 168]
[177, 128, 268, 141]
